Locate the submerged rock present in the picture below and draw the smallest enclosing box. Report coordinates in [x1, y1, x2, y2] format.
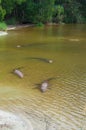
[36, 77, 56, 92]
[40, 81, 49, 92]
[13, 69, 24, 78]
[48, 59, 53, 63]
[16, 45, 21, 48]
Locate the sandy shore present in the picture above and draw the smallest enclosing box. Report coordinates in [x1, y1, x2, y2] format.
[0, 110, 33, 130]
[0, 31, 8, 36]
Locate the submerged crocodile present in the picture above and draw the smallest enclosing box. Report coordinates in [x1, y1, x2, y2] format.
[27, 57, 53, 63]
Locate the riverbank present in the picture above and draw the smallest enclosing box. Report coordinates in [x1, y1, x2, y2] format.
[0, 23, 62, 36]
[0, 22, 64, 36]
[0, 23, 57, 36]
[7, 24, 34, 31]
[0, 24, 34, 36]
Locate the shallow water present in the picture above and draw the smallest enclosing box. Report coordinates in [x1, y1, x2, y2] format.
[0, 24, 86, 130]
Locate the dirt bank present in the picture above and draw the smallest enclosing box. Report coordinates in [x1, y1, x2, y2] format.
[7, 24, 34, 31]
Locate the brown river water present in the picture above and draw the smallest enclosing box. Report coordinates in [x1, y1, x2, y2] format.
[0, 24, 86, 130]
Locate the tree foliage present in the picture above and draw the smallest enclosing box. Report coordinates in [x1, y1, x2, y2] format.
[53, 5, 64, 23]
[0, 0, 86, 24]
[0, 6, 6, 21]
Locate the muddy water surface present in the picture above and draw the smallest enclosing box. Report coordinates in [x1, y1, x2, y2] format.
[0, 24, 86, 130]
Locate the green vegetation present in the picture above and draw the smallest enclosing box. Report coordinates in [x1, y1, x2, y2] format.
[35, 22, 44, 27]
[0, 6, 6, 21]
[0, 0, 86, 25]
[0, 22, 7, 30]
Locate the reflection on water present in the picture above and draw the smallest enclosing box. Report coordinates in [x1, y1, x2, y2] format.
[0, 24, 86, 130]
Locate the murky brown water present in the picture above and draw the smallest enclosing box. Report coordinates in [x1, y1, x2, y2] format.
[0, 24, 86, 130]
